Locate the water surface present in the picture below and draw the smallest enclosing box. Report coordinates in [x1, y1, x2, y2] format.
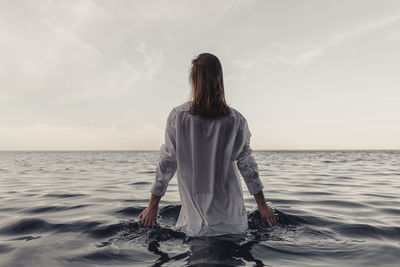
[0, 150, 399, 266]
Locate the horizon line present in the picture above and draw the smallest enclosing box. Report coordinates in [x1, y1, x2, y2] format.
[0, 149, 399, 152]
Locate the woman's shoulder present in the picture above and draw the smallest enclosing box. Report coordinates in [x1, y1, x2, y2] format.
[174, 100, 192, 112]
[164, 101, 191, 119]
[171, 101, 245, 124]
[227, 106, 246, 123]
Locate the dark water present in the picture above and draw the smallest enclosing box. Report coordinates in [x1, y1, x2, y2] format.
[0, 150, 399, 266]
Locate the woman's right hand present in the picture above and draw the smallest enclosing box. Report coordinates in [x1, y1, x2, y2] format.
[258, 204, 277, 226]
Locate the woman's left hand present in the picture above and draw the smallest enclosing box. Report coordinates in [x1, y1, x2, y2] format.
[137, 205, 158, 228]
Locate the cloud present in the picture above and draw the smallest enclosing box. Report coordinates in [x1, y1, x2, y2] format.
[252, 118, 400, 150]
[0, 123, 164, 150]
[277, 46, 324, 65]
[273, 15, 400, 66]
[301, 15, 400, 63]
[329, 15, 400, 46]
[388, 30, 400, 40]
[1, 0, 399, 150]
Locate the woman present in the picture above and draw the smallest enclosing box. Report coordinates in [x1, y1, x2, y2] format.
[137, 53, 277, 236]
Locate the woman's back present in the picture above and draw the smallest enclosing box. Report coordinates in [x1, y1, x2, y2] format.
[151, 100, 265, 236]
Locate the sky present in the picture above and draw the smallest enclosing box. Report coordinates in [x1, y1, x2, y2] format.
[0, 0, 399, 150]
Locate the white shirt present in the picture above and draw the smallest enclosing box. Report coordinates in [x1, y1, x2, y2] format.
[150, 100, 264, 237]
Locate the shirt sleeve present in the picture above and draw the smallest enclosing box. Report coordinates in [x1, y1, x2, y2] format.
[232, 117, 264, 195]
[150, 108, 178, 197]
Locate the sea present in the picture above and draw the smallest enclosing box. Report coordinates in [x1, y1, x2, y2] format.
[0, 150, 399, 266]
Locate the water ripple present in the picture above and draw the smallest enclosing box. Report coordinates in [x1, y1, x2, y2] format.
[0, 150, 399, 266]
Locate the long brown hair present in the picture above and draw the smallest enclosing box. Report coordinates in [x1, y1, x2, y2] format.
[188, 53, 231, 117]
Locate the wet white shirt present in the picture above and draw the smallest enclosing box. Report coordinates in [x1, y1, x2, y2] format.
[150, 100, 264, 237]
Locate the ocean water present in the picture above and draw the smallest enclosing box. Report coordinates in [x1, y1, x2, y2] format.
[0, 150, 399, 267]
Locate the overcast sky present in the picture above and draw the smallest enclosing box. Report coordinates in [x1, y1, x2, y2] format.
[1, 0, 399, 150]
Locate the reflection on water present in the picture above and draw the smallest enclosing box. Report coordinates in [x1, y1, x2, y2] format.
[0, 150, 400, 266]
[188, 234, 250, 266]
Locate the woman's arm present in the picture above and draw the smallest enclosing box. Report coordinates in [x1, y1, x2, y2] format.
[233, 116, 277, 226]
[150, 108, 177, 197]
[148, 192, 161, 208]
[138, 108, 177, 228]
[234, 118, 264, 195]
[137, 193, 161, 228]
[253, 190, 277, 226]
